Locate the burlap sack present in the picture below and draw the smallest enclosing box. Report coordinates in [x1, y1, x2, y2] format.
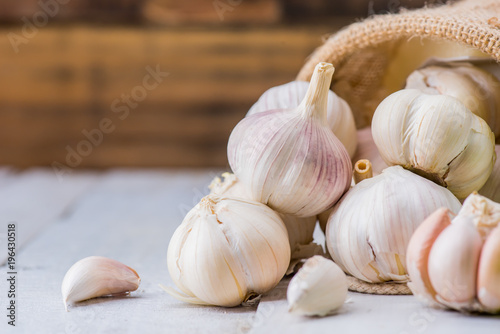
[297, 0, 500, 128]
[297, 0, 500, 295]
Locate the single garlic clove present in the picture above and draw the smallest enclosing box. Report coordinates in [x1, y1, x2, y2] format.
[61, 256, 141, 311]
[427, 216, 483, 307]
[477, 225, 500, 313]
[247, 81, 358, 158]
[406, 208, 452, 303]
[287, 255, 347, 316]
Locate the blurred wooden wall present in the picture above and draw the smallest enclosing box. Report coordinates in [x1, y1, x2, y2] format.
[0, 0, 428, 169]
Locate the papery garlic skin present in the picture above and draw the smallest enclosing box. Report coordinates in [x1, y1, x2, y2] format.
[477, 225, 500, 313]
[247, 81, 358, 158]
[372, 89, 496, 199]
[427, 216, 483, 306]
[406, 208, 452, 303]
[351, 127, 387, 175]
[326, 166, 462, 283]
[287, 256, 347, 316]
[406, 64, 500, 137]
[61, 256, 140, 311]
[166, 194, 290, 307]
[228, 62, 352, 217]
[479, 145, 500, 202]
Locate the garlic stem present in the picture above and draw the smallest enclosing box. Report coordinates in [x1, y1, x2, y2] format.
[298, 62, 335, 123]
[354, 159, 373, 184]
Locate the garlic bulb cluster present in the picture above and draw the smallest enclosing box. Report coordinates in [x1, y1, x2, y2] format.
[228, 62, 352, 217]
[372, 88, 496, 199]
[406, 63, 500, 137]
[165, 194, 290, 307]
[247, 80, 358, 158]
[351, 127, 387, 175]
[325, 166, 462, 283]
[61, 256, 141, 311]
[407, 193, 500, 314]
[209, 173, 322, 270]
[287, 256, 347, 316]
[479, 145, 500, 202]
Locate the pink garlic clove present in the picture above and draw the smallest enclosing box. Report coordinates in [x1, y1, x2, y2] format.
[477, 225, 500, 313]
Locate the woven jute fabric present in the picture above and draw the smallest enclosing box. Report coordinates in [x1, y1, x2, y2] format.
[347, 276, 412, 295]
[297, 0, 500, 128]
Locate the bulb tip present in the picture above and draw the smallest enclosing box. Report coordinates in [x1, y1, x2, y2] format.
[314, 62, 335, 75]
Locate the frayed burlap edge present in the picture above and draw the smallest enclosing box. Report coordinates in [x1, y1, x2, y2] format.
[347, 276, 412, 295]
[297, 0, 500, 127]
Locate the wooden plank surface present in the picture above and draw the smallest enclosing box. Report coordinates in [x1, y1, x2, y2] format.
[0, 24, 347, 168]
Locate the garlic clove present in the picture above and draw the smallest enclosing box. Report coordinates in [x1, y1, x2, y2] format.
[287, 255, 347, 316]
[247, 81, 358, 158]
[427, 216, 483, 307]
[61, 256, 141, 311]
[406, 208, 452, 302]
[477, 225, 500, 313]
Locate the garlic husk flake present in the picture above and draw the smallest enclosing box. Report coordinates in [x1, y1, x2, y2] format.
[326, 166, 462, 283]
[287, 255, 347, 316]
[166, 194, 290, 307]
[247, 80, 358, 158]
[61, 256, 141, 311]
[228, 62, 352, 217]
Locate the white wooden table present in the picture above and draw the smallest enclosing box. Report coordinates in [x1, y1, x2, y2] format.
[0, 168, 498, 334]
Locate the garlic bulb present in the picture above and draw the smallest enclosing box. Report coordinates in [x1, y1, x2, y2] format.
[228, 62, 352, 217]
[247, 80, 358, 158]
[351, 127, 387, 175]
[407, 192, 500, 313]
[406, 63, 500, 137]
[61, 256, 141, 311]
[165, 194, 290, 307]
[287, 255, 347, 317]
[372, 89, 496, 199]
[479, 145, 500, 202]
[209, 173, 322, 268]
[326, 165, 462, 283]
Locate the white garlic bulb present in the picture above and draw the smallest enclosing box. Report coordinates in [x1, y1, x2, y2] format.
[61, 256, 141, 311]
[372, 89, 496, 199]
[407, 193, 500, 313]
[326, 166, 462, 283]
[406, 63, 500, 137]
[228, 62, 352, 217]
[165, 194, 290, 307]
[287, 255, 347, 316]
[209, 173, 322, 268]
[479, 145, 500, 202]
[351, 127, 387, 175]
[247, 80, 358, 158]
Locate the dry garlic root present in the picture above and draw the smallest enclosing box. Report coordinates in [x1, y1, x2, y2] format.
[247, 80, 358, 158]
[165, 194, 290, 307]
[326, 165, 461, 283]
[209, 172, 323, 273]
[287, 256, 347, 317]
[406, 63, 500, 137]
[407, 193, 500, 314]
[228, 62, 352, 217]
[372, 88, 496, 199]
[61, 256, 140, 311]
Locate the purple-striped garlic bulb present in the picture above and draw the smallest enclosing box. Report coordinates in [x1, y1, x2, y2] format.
[228, 62, 352, 217]
[247, 80, 357, 158]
